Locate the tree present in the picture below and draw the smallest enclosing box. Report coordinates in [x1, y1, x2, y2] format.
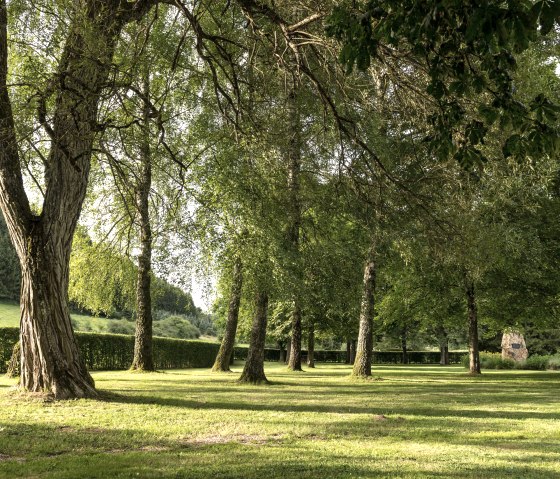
[239, 289, 269, 384]
[212, 257, 243, 372]
[0, 0, 173, 398]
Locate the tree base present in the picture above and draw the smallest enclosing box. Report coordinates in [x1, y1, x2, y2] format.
[212, 366, 234, 373]
[20, 378, 99, 400]
[286, 366, 304, 372]
[129, 366, 157, 373]
[238, 372, 269, 384]
[349, 371, 372, 380]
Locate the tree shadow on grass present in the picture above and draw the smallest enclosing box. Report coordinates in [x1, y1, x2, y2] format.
[0, 421, 556, 479]
[99, 389, 560, 421]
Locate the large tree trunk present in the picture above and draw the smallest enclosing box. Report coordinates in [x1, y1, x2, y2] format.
[286, 89, 303, 372]
[213, 258, 243, 372]
[401, 328, 408, 364]
[0, 1, 158, 398]
[239, 291, 269, 384]
[19, 239, 97, 398]
[131, 71, 154, 371]
[466, 279, 481, 374]
[352, 244, 376, 378]
[307, 322, 315, 368]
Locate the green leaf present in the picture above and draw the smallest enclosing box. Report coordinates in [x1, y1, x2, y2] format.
[503, 134, 521, 158]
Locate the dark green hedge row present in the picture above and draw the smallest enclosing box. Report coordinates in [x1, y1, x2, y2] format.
[0, 328, 219, 372]
[233, 346, 464, 364]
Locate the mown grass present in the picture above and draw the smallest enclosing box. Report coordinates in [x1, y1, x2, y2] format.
[0, 301, 20, 328]
[0, 363, 559, 478]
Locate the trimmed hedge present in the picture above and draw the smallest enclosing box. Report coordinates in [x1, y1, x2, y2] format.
[233, 346, 464, 364]
[0, 328, 219, 373]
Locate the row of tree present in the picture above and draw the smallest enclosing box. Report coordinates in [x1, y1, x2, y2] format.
[0, 0, 559, 397]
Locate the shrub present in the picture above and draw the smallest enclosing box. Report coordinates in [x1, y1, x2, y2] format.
[153, 315, 200, 339]
[462, 352, 560, 371]
[546, 355, 560, 370]
[523, 355, 549, 370]
[106, 320, 135, 335]
[462, 352, 515, 370]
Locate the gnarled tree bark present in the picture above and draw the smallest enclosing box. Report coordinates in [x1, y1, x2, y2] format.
[213, 258, 243, 372]
[239, 290, 269, 384]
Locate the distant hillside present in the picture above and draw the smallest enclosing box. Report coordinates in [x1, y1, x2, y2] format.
[0, 219, 216, 340]
[0, 300, 216, 341]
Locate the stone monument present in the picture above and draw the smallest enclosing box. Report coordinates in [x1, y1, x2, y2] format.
[501, 331, 528, 362]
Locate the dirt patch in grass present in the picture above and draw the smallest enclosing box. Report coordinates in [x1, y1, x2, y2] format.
[0, 453, 26, 463]
[56, 425, 108, 434]
[181, 433, 284, 448]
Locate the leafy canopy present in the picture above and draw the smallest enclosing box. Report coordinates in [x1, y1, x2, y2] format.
[327, 0, 560, 169]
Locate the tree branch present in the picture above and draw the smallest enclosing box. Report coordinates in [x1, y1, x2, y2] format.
[0, 0, 32, 236]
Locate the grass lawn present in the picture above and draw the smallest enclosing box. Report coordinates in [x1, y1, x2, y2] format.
[0, 301, 20, 328]
[0, 363, 559, 478]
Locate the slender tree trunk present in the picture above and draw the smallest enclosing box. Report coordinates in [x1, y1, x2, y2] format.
[288, 304, 303, 370]
[131, 71, 154, 372]
[278, 341, 286, 363]
[345, 341, 351, 364]
[213, 258, 243, 372]
[0, 1, 145, 398]
[440, 343, 449, 365]
[352, 244, 376, 377]
[286, 88, 304, 372]
[285, 339, 291, 364]
[437, 327, 449, 365]
[350, 340, 357, 364]
[239, 291, 269, 384]
[401, 328, 408, 364]
[307, 322, 315, 368]
[466, 278, 481, 374]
